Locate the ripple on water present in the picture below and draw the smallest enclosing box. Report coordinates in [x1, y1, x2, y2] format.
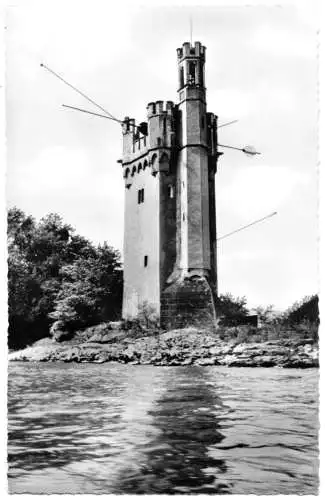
[8, 363, 319, 494]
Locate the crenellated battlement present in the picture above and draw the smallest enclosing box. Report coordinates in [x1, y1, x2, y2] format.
[122, 116, 148, 163]
[122, 116, 137, 134]
[177, 41, 206, 61]
[147, 100, 175, 118]
[121, 101, 176, 167]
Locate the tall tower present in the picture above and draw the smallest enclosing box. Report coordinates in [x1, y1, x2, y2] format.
[121, 42, 220, 330]
[176, 42, 211, 276]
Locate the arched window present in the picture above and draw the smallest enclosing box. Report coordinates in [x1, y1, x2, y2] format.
[159, 153, 169, 174]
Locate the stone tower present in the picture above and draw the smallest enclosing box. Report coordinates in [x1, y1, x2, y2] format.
[121, 41, 221, 330]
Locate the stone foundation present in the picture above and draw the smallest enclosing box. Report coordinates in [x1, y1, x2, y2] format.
[160, 275, 217, 331]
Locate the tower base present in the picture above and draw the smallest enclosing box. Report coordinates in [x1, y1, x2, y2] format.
[160, 275, 217, 331]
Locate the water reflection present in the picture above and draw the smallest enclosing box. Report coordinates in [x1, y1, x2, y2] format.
[117, 367, 231, 494]
[8, 363, 318, 494]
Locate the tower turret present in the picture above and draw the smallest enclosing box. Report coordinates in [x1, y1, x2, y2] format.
[177, 41, 206, 103]
[174, 41, 210, 273]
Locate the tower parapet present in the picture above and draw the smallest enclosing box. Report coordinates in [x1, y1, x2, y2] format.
[147, 100, 176, 151]
[121, 116, 148, 172]
[176, 41, 206, 99]
[177, 41, 206, 61]
[121, 100, 177, 184]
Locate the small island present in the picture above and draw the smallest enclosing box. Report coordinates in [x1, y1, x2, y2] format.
[8, 208, 319, 368]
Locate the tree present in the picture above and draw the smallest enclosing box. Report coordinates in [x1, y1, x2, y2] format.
[215, 293, 249, 326]
[7, 208, 123, 348]
[7, 245, 43, 348]
[7, 208, 42, 348]
[284, 295, 319, 325]
[49, 243, 123, 340]
[252, 305, 277, 325]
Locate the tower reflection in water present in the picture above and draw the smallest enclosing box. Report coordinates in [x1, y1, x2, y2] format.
[118, 367, 231, 494]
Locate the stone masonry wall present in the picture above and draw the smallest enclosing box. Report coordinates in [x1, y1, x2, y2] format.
[160, 276, 217, 331]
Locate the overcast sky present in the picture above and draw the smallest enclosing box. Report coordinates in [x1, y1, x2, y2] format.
[5, 1, 319, 311]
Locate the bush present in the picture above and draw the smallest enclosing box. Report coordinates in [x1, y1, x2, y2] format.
[216, 293, 249, 326]
[121, 302, 160, 338]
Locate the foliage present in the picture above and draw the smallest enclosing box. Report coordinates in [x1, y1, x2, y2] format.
[7, 207, 319, 349]
[283, 295, 319, 325]
[251, 305, 277, 325]
[7, 207, 123, 348]
[50, 244, 122, 340]
[215, 293, 249, 326]
[121, 302, 160, 338]
[216, 294, 319, 344]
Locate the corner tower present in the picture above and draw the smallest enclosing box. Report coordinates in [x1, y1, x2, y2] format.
[121, 41, 220, 330]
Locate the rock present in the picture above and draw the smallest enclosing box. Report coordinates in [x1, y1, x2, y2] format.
[87, 333, 104, 343]
[109, 321, 123, 330]
[256, 355, 276, 367]
[94, 351, 111, 363]
[282, 358, 318, 369]
[217, 344, 234, 355]
[194, 357, 218, 366]
[180, 357, 193, 365]
[299, 338, 316, 345]
[87, 331, 126, 344]
[9, 344, 56, 362]
[232, 344, 248, 354]
[265, 347, 289, 356]
[61, 347, 80, 362]
[139, 353, 154, 364]
[219, 354, 238, 366]
[209, 346, 220, 356]
[150, 352, 163, 363]
[9, 326, 319, 369]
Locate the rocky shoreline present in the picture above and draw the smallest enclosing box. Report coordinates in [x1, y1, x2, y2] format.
[9, 328, 318, 368]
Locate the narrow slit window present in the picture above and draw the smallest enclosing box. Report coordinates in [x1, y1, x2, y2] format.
[138, 188, 144, 204]
[168, 185, 174, 199]
[180, 66, 184, 88]
[144, 255, 148, 267]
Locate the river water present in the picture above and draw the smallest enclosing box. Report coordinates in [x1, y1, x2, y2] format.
[8, 363, 318, 494]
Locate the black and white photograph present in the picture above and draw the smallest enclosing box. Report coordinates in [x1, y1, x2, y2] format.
[4, 0, 320, 495]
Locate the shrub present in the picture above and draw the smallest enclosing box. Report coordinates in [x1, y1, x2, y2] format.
[122, 302, 160, 337]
